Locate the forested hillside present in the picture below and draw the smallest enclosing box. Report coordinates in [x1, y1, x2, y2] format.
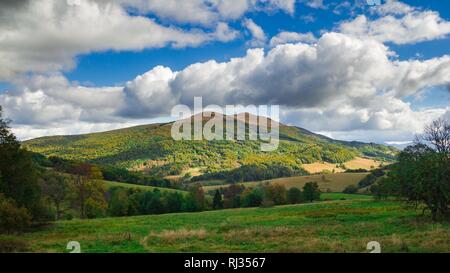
[23, 113, 397, 177]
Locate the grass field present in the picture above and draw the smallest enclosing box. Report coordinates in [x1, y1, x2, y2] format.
[202, 173, 369, 193]
[302, 162, 344, 174]
[165, 167, 204, 181]
[101, 180, 185, 193]
[320, 193, 373, 201]
[9, 198, 449, 253]
[344, 157, 383, 170]
[301, 157, 383, 174]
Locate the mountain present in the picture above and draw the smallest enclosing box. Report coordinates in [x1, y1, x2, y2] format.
[23, 113, 397, 176]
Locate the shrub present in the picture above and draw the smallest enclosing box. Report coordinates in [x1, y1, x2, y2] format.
[0, 237, 29, 253]
[343, 185, 358, 194]
[287, 188, 302, 204]
[0, 194, 31, 234]
[85, 197, 107, 219]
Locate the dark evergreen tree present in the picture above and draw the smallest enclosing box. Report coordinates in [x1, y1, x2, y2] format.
[213, 190, 223, 210]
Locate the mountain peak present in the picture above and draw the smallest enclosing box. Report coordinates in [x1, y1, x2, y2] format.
[177, 111, 280, 127]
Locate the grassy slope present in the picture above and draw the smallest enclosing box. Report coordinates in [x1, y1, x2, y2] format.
[53, 170, 185, 193]
[302, 157, 383, 174]
[202, 173, 369, 193]
[18, 198, 450, 253]
[101, 180, 185, 194]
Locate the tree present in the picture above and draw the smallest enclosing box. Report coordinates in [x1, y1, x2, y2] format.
[287, 188, 302, 204]
[390, 145, 449, 220]
[71, 175, 88, 218]
[108, 188, 129, 217]
[212, 190, 223, 210]
[419, 118, 450, 154]
[126, 190, 141, 215]
[165, 192, 184, 213]
[385, 118, 449, 221]
[263, 184, 287, 205]
[70, 169, 107, 219]
[370, 176, 398, 201]
[0, 106, 41, 217]
[185, 185, 205, 211]
[41, 173, 70, 220]
[85, 192, 107, 219]
[89, 165, 104, 180]
[241, 187, 263, 207]
[141, 190, 166, 214]
[302, 182, 320, 202]
[223, 184, 244, 208]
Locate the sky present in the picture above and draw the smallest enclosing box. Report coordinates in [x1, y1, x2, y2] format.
[0, 0, 449, 145]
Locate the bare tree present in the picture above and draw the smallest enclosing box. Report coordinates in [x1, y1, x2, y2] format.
[417, 118, 450, 154]
[41, 174, 70, 220]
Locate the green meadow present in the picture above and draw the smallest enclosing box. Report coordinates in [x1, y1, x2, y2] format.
[9, 195, 449, 253]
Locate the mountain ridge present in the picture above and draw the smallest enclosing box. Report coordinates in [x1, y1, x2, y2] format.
[23, 112, 397, 176]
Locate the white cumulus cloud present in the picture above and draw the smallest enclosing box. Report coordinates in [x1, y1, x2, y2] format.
[270, 31, 317, 47]
[2, 32, 450, 142]
[0, 0, 238, 81]
[243, 18, 267, 47]
[339, 1, 450, 44]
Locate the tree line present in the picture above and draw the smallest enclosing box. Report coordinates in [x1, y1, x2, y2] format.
[105, 181, 321, 218]
[192, 162, 308, 183]
[211, 182, 321, 210]
[33, 154, 176, 189]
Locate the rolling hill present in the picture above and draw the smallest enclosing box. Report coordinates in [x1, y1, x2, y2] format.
[23, 112, 397, 177]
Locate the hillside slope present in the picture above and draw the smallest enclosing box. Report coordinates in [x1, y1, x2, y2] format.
[202, 172, 370, 193]
[23, 113, 397, 175]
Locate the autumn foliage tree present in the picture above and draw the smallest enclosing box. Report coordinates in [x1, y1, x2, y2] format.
[70, 163, 106, 219]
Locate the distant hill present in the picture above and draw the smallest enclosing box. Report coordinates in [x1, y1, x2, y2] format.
[23, 112, 397, 176]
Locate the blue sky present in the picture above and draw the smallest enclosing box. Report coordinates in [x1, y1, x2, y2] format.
[0, 0, 449, 143]
[61, 0, 450, 87]
[45, 0, 450, 112]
